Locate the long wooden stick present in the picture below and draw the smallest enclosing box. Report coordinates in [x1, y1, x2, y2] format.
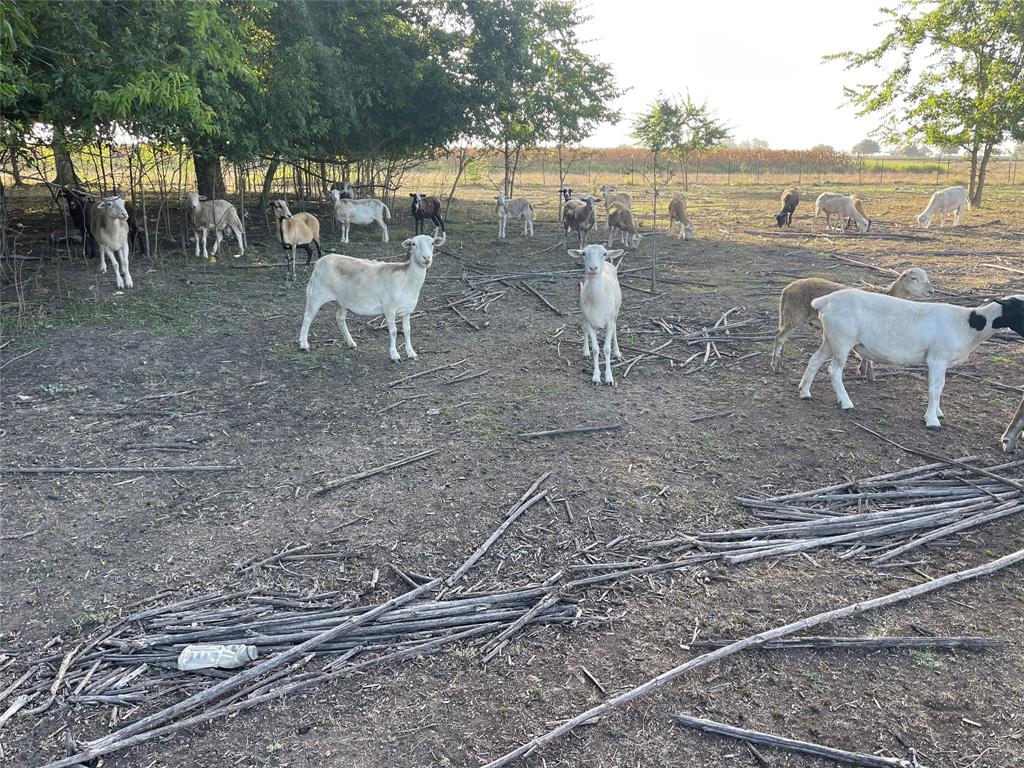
[1, 465, 239, 475]
[56, 579, 440, 766]
[479, 548, 1024, 767]
[313, 449, 437, 496]
[670, 713, 913, 768]
[689, 635, 1003, 651]
[854, 422, 1024, 493]
[518, 424, 622, 440]
[387, 358, 467, 388]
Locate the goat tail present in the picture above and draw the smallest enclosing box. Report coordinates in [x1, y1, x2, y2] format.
[965, 196, 973, 211]
[382, 203, 391, 221]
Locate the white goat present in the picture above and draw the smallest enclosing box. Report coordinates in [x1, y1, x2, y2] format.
[1002, 397, 1024, 454]
[812, 193, 869, 233]
[799, 291, 1024, 429]
[86, 195, 133, 289]
[607, 201, 641, 249]
[186, 192, 244, 259]
[298, 234, 444, 361]
[496, 193, 535, 238]
[330, 188, 390, 243]
[917, 186, 970, 229]
[570, 244, 624, 385]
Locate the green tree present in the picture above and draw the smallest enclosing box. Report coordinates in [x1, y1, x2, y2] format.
[632, 94, 729, 189]
[853, 138, 881, 155]
[829, 0, 1024, 207]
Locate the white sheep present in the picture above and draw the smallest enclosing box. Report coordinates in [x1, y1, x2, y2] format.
[86, 195, 133, 289]
[770, 268, 934, 374]
[496, 193, 535, 238]
[1002, 397, 1024, 453]
[570, 243, 624, 385]
[298, 234, 444, 361]
[812, 193, 869, 233]
[330, 189, 390, 244]
[185, 192, 244, 260]
[668, 193, 695, 239]
[799, 291, 1024, 429]
[607, 200, 641, 249]
[917, 186, 970, 228]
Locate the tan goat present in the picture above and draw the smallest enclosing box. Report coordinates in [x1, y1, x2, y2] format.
[272, 199, 322, 287]
[667, 194, 695, 239]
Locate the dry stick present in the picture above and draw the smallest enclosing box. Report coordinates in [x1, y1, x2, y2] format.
[1, 465, 239, 475]
[52, 579, 441, 767]
[854, 422, 1024, 494]
[517, 281, 564, 315]
[446, 474, 551, 588]
[481, 590, 564, 662]
[688, 635, 1004, 651]
[670, 713, 913, 768]
[519, 424, 622, 440]
[690, 410, 735, 424]
[313, 449, 437, 496]
[386, 358, 467, 388]
[478, 548, 1024, 768]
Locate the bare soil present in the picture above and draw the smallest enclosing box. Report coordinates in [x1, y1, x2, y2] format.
[2, 181, 1023, 768]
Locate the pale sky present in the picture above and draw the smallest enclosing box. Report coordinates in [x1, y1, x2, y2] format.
[577, 0, 893, 150]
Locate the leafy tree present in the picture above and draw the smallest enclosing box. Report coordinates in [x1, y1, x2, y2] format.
[632, 94, 729, 189]
[852, 138, 881, 155]
[828, 0, 1024, 207]
[810, 144, 836, 153]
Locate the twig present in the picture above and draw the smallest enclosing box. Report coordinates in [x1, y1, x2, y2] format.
[478, 548, 1024, 767]
[313, 449, 438, 496]
[690, 410, 734, 424]
[0, 347, 40, 371]
[387, 358, 467, 388]
[670, 713, 913, 768]
[1, 465, 239, 475]
[688, 635, 1003, 651]
[519, 424, 622, 440]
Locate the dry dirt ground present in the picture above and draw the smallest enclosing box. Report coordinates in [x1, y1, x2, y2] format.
[2, 182, 1023, 767]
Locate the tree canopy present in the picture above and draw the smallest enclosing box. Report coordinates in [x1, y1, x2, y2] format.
[829, 0, 1024, 206]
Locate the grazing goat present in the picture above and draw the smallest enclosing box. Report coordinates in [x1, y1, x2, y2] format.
[272, 199, 322, 287]
[599, 185, 631, 235]
[570, 244, 624, 385]
[410, 193, 445, 235]
[668, 193, 695, 239]
[298, 234, 444, 361]
[562, 196, 597, 247]
[799, 291, 1024, 429]
[770, 268, 933, 374]
[812, 193, 869, 233]
[56, 187, 142, 256]
[185, 192, 244, 260]
[331, 189, 390, 243]
[776, 187, 799, 227]
[1002, 397, 1024, 454]
[917, 186, 970, 229]
[496, 193, 535, 238]
[86, 195, 133, 290]
[607, 200, 641, 249]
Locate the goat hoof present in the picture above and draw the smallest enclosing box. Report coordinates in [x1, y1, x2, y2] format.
[799, 393, 812, 400]
[407, 352, 418, 360]
[926, 424, 943, 432]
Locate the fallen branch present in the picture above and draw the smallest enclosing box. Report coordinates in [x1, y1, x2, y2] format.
[387, 358, 467, 388]
[313, 449, 438, 496]
[478, 548, 1024, 767]
[689, 635, 1003, 651]
[670, 713, 914, 768]
[1, 465, 239, 475]
[519, 424, 622, 440]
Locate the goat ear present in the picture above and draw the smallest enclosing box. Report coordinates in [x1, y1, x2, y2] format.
[605, 249, 624, 261]
[402, 238, 413, 249]
[198, 194, 208, 201]
[432, 235, 446, 247]
[567, 249, 583, 260]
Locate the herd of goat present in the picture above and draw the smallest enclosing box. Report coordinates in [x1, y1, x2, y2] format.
[48, 181, 1024, 452]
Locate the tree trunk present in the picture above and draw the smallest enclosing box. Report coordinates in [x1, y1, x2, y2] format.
[52, 128, 80, 188]
[10, 154, 24, 186]
[967, 147, 979, 203]
[502, 140, 512, 197]
[193, 151, 225, 199]
[260, 157, 280, 207]
[972, 143, 994, 208]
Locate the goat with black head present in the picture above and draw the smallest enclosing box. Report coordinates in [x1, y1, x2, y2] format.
[409, 193, 445, 236]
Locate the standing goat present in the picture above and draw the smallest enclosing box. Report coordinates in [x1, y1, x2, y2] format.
[775, 187, 799, 227]
[917, 186, 969, 229]
[562, 196, 597, 247]
[668, 193, 695, 239]
[1002, 397, 1024, 454]
[571, 244, 624, 385]
[812, 193, 869, 233]
[185, 192, 244, 259]
[599, 185, 631, 236]
[272, 199, 322, 287]
[331, 189, 390, 243]
[56, 187, 143, 257]
[410, 193, 445, 236]
[496, 193, 535, 238]
[607, 200, 641, 249]
[771, 267, 933, 374]
[86, 195, 133, 290]
[298, 234, 444, 361]
[799, 291, 1024, 429]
